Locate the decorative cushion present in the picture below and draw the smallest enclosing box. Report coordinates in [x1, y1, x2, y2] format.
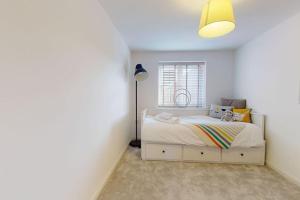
[232, 112, 245, 122]
[233, 108, 251, 123]
[209, 104, 233, 119]
[221, 110, 234, 122]
[221, 98, 247, 109]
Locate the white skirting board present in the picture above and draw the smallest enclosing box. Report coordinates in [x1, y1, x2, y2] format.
[267, 162, 300, 188]
[90, 144, 129, 200]
[142, 142, 265, 165]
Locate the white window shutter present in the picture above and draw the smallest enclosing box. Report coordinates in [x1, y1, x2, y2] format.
[158, 62, 206, 107]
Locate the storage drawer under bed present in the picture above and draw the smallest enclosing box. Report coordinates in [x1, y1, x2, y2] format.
[145, 143, 182, 161]
[183, 146, 221, 162]
[141, 142, 265, 165]
[222, 146, 265, 165]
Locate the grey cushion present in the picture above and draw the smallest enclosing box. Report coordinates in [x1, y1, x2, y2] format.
[221, 98, 246, 109]
[209, 104, 233, 119]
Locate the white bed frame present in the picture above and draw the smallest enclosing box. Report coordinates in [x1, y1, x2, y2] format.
[141, 109, 266, 165]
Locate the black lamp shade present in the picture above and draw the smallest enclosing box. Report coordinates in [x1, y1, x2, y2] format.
[134, 64, 148, 81]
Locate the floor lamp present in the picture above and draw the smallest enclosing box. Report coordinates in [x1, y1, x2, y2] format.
[129, 64, 148, 148]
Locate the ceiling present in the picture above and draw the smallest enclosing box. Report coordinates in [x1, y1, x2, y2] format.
[98, 0, 300, 51]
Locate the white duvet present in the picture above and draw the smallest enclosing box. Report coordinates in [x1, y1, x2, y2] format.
[142, 115, 265, 148]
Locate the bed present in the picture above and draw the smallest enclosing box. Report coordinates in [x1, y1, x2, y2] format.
[141, 109, 266, 165]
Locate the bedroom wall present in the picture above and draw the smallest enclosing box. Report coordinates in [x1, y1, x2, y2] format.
[0, 0, 132, 200]
[131, 50, 235, 137]
[234, 12, 300, 184]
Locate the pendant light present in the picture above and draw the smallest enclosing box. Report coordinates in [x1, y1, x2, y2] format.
[199, 0, 236, 38]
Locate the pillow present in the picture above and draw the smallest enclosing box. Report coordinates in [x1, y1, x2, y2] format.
[232, 112, 245, 122]
[221, 98, 246, 109]
[155, 112, 173, 120]
[233, 108, 251, 123]
[209, 104, 233, 119]
[221, 110, 234, 122]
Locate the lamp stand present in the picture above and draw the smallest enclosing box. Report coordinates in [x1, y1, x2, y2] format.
[129, 81, 141, 148]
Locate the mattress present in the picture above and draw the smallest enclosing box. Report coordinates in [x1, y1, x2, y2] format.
[142, 115, 265, 148]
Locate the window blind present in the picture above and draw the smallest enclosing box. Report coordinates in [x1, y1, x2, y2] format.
[158, 62, 206, 107]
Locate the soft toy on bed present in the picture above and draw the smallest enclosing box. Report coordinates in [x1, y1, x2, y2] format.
[221, 110, 234, 122]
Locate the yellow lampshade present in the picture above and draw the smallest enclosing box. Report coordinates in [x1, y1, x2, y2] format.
[199, 0, 235, 38]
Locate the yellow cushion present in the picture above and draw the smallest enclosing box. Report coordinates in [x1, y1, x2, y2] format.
[233, 109, 251, 123]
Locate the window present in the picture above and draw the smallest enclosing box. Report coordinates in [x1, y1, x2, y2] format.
[158, 62, 206, 108]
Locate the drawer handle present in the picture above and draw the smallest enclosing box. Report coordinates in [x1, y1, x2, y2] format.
[201, 152, 204, 155]
[162, 150, 166, 154]
[240, 153, 244, 157]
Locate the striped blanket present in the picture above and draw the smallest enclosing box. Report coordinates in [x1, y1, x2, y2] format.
[185, 123, 246, 149]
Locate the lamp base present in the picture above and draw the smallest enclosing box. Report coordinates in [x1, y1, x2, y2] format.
[129, 139, 141, 148]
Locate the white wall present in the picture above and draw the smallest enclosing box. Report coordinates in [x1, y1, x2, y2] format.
[0, 0, 132, 200]
[131, 50, 235, 137]
[234, 12, 300, 184]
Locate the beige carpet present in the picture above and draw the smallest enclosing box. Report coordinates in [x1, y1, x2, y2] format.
[98, 147, 300, 200]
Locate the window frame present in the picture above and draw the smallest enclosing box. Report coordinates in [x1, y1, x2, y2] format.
[157, 61, 207, 109]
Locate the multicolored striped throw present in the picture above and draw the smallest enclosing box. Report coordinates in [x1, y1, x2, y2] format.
[186, 123, 246, 149]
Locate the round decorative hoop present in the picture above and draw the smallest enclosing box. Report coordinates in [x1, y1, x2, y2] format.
[174, 89, 191, 107]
